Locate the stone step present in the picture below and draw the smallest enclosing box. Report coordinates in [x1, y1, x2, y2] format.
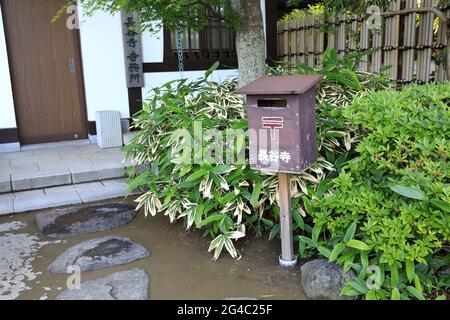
[0, 140, 138, 194]
[0, 178, 138, 216]
[0, 160, 132, 194]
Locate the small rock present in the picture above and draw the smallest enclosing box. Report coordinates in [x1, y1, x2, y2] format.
[35, 203, 137, 238]
[56, 269, 149, 300]
[48, 236, 150, 273]
[300, 259, 355, 300]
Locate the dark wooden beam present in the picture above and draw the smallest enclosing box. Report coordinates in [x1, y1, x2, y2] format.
[128, 87, 143, 118]
[143, 60, 238, 73]
[0, 128, 19, 144]
[266, 0, 278, 66]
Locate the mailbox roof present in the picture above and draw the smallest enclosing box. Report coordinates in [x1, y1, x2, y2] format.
[235, 75, 324, 95]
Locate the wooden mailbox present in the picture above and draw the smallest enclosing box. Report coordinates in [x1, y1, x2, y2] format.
[236, 75, 323, 268]
[236, 75, 323, 174]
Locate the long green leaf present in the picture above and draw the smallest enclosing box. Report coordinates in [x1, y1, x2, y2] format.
[318, 246, 331, 258]
[186, 169, 207, 182]
[406, 286, 425, 300]
[390, 264, 399, 286]
[205, 61, 220, 78]
[390, 185, 427, 200]
[299, 236, 317, 248]
[348, 279, 368, 294]
[250, 183, 262, 208]
[312, 224, 322, 243]
[344, 222, 356, 243]
[391, 288, 401, 300]
[301, 195, 313, 215]
[292, 209, 305, 230]
[329, 242, 346, 262]
[430, 198, 450, 212]
[197, 214, 225, 228]
[347, 239, 370, 251]
[405, 260, 415, 283]
[365, 290, 378, 300]
[269, 224, 280, 241]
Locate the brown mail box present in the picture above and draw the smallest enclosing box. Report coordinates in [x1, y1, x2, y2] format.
[236, 75, 323, 174]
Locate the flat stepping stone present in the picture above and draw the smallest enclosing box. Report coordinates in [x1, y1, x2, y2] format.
[56, 269, 149, 300]
[48, 236, 150, 273]
[35, 203, 137, 238]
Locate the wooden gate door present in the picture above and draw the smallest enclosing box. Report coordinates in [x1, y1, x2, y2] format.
[1, 0, 87, 144]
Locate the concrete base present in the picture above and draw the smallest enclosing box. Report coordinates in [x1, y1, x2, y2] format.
[88, 134, 98, 145]
[279, 255, 298, 269]
[20, 140, 90, 151]
[121, 119, 131, 134]
[0, 143, 20, 154]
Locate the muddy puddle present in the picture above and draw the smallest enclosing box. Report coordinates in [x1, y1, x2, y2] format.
[0, 198, 306, 300]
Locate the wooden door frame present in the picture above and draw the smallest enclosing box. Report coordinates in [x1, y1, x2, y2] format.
[0, 0, 89, 145]
[73, 28, 89, 141]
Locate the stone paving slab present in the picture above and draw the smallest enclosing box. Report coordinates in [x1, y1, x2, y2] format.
[36, 203, 137, 238]
[0, 150, 34, 160]
[0, 174, 11, 193]
[0, 194, 14, 216]
[12, 154, 62, 166]
[37, 159, 94, 172]
[0, 159, 10, 169]
[56, 269, 149, 300]
[70, 162, 125, 184]
[48, 236, 150, 273]
[9, 163, 40, 174]
[11, 169, 72, 191]
[50, 178, 134, 201]
[74, 179, 133, 203]
[13, 189, 82, 214]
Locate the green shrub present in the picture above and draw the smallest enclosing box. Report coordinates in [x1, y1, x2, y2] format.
[304, 83, 450, 300]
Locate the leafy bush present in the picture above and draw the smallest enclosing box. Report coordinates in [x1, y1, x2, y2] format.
[302, 83, 450, 300]
[124, 68, 260, 260]
[125, 51, 390, 262]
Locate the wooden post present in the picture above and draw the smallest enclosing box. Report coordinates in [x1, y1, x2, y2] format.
[278, 172, 297, 268]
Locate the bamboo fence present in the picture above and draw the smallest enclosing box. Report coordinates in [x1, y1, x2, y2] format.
[277, 0, 450, 84]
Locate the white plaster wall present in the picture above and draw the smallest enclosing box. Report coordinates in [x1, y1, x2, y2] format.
[78, 7, 130, 121]
[141, 26, 164, 63]
[0, 5, 17, 129]
[140, 27, 239, 100]
[141, 70, 238, 99]
[78, 0, 266, 116]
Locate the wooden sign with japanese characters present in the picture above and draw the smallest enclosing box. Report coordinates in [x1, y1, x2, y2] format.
[236, 75, 323, 174]
[121, 11, 144, 88]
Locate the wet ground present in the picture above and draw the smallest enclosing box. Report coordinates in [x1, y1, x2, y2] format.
[0, 198, 306, 300]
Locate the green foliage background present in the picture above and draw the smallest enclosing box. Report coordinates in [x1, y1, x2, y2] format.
[124, 49, 448, 299]
[307, 83, 450, 300]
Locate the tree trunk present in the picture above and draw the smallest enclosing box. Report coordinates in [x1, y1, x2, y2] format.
[231, 0, 266, 87]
